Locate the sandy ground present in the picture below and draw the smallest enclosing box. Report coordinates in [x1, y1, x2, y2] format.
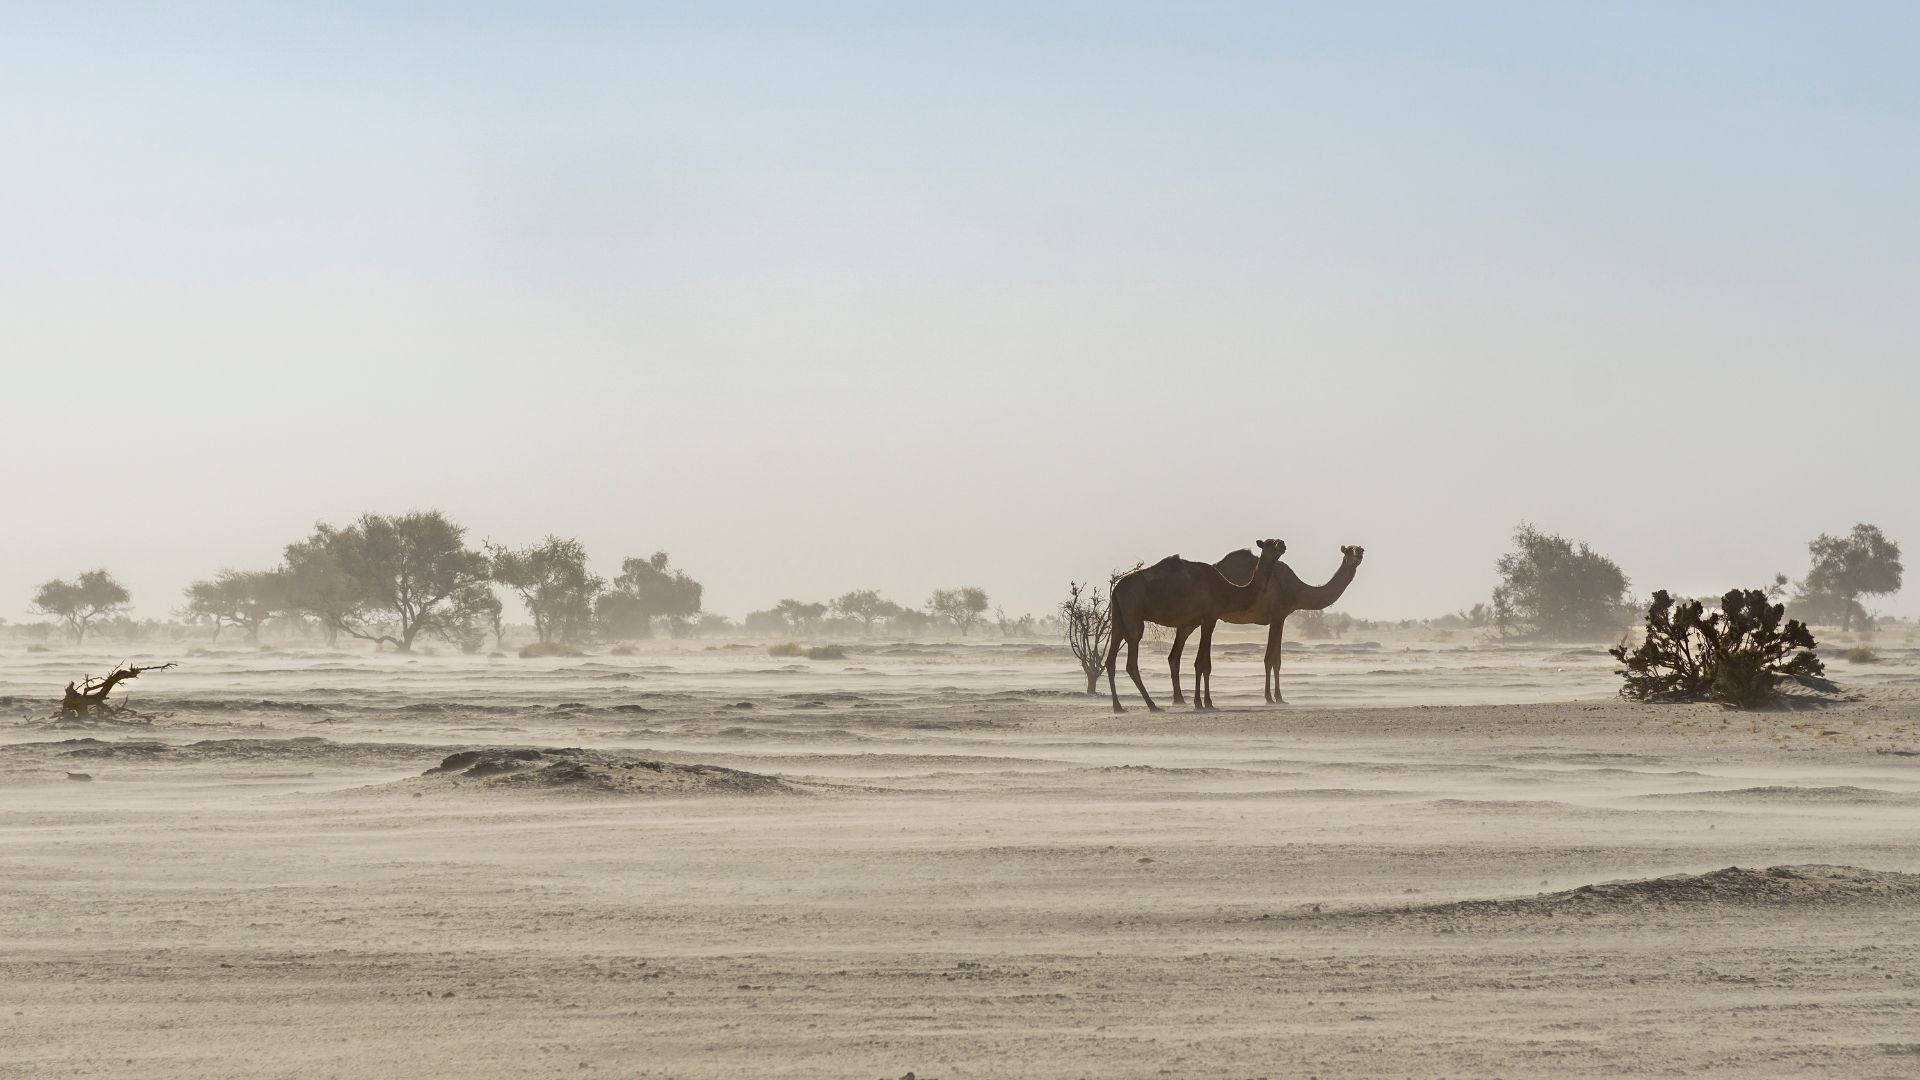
[4, 634, 1920, 1078]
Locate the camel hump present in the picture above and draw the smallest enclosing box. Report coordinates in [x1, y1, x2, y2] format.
[1148, 554, 1184, 571]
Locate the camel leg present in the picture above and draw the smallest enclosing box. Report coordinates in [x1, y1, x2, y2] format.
[1124, 630, 1160, 712]
[1166, 625, 1193, 704]
[1106, 611, 1128, 713]
[1264, 620, 1286, 704]
[1193, 618, 1216, 710]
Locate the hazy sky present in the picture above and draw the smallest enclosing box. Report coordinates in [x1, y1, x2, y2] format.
[4, 2, 1916, 624]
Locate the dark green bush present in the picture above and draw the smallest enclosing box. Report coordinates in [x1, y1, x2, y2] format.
[1611, 589, 1823, 707]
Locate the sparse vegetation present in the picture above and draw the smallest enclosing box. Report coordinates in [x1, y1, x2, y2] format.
[31, 570, 131, 645]
[1492, 523, 1632, 640]
[488, 536, 602, 645]
[1611, 589, 1824, 707]
[1844, 646, 1880, 663]
[1797, 524, 1902, 631]
[806, 644, 846, 660]
[929, 587, 989, 636]
[768, 642, 804, 657]
[183, 569, 289, 644]
[831, 590, 903, 634]
[596, 552, 703, 639]
[1059, 580, 1112, 694]
[298, 511, 495, 652]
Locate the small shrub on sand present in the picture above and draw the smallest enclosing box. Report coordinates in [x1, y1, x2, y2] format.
[1611, 589, 1823, 707]
[767, 642, 804, 657]
[609, 644, 637, 656]
[25, 644, 49, 653]
[518, 642, 586, 659]
[806, 644, 847, 660]
[1844, 646, 1881, 663]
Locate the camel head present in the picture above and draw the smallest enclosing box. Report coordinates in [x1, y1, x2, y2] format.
[1257, 538, 1287, 557]
[1340, 544, 1366, 564]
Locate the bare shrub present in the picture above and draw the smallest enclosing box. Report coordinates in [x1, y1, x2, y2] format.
[1060, 581, 1112, 694]
[768, 642, 804, 657]
[806, 645, 846, 660]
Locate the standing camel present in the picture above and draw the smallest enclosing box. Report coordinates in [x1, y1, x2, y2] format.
[1105, 539, 1285, 713]
[1165, 544, 1365, 704]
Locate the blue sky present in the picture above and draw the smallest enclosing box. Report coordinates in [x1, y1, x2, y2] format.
[4, 3, 1916, 621]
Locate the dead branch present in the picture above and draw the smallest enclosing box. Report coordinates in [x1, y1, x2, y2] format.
[59, 661, 177, 719]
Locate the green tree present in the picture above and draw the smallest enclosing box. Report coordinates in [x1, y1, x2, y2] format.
[31, 570, 131, 644]
[183, 569, 289, 644]
[1801, 523, 1902, 631]
[312, 511, 492, 652]
[929, 586, 990, 635]
[596, 552, 703, 639]
[488, 537, 603, 644]
[831, 589, 902, 634]
[1491, 523, 1631, 640]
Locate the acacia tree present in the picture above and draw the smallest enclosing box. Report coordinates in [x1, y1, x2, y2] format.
[773, 599, 828, 636]
[929, 587, 990, 635]
[1800, 524, 1902, 631]
[311, 511, 493, 652]
[831, 590, 902, 634]
[596, 552, 703, 639]
[488, 537, 603, 644]
[280, 534, 363, 646]
[31, 570, 130, 644]
[1490, 524, 1630, 640]
[183, 569, 289, 643]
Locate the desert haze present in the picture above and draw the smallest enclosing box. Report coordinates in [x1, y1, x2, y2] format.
[6, 3, 1920, 1077]
[6, 622, 1920, 1077]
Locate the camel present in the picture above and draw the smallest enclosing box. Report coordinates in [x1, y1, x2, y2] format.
[1165, 544, 1365, 704]
[1105, 539, 1285, 713]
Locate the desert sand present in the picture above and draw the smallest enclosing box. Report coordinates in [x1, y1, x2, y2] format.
[4, 633, 1920, 1078]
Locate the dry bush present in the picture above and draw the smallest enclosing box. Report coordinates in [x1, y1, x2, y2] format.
[1844, 646, 1880, 663]
[806, 644, 847, 660]
[767, 642, 804, 657]
[1611, 589, 1823, 707]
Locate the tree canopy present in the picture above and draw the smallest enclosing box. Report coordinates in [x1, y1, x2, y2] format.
[183, 569, 288, 643]
[1800, 523, 1902, 631]
[489, 536, 602, 644]
[1491, 524, 1630, 640]
[596, 552, 703, 639]
[929, 587, 990, 635]
[831, 589, 902, 633]
[309, 511, 493, 652]
[32, 570, 131, 644]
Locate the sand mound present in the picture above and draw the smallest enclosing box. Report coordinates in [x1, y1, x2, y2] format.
[1411, 865, 1920, 918]
[1641, 785, 1905, 803]
[373, 747, 803, 797]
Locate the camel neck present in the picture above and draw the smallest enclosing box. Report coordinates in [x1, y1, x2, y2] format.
[1293, 558, 1360, 611]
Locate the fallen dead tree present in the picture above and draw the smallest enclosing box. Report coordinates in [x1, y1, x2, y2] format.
[53, 662, 178, 723]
